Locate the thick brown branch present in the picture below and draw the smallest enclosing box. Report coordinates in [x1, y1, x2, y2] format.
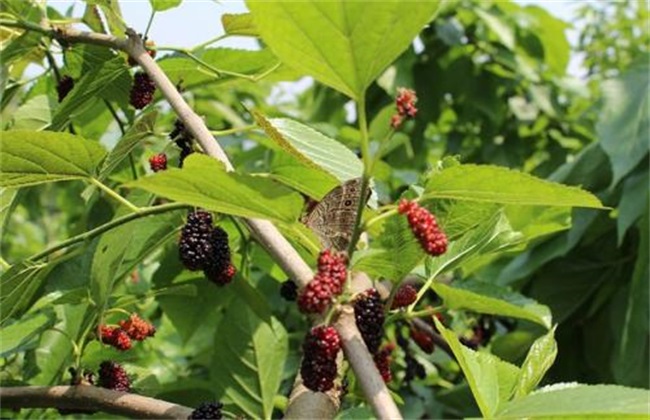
[0, 386, 192, 419]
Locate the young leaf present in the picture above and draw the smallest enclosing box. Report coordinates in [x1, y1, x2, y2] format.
[128, 154, 303, 223]
[222, 13, 258, 36]
[434, 316, 520, 418]
[433, 279, 553, 329]
[246, 1, 443, 100]
[0, 131, 106, 188]
[424, 164, 605, 208]
[0, 262, 53, 324]
[496, 384, 650, 419]
[0, 312, 53, 357]
[149, 0, 182, 12]
[210, 294, 288, 419]
[255, 113, 363, 185]
[514, 327, 558, 398]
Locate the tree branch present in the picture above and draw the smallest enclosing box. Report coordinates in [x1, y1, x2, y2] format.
[0, 386, 192, 419]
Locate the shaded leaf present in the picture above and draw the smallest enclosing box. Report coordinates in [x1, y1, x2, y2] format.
[149, 0, 182, 12]
[211, 295, 288, 419]
[0, 312, 53, 357]
[0, 131, 106, 188]
[597, 56, 649, 186]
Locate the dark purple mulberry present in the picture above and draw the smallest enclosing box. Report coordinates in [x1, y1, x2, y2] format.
[188, 402, 223, 419]
[129, 71, 156, 109]
[353, 289, 385, 354]
[97, 361, 130, 392]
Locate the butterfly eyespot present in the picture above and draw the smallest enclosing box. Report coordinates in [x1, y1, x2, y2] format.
[344, 199, 353, 206]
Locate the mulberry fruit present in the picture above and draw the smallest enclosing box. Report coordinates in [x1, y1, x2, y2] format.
[404, 353, 426, 383]
[57, 75, 74, 102]
[98, 361, 130, 392]
[300, 325, 341, 392]
[99, 326, 132, 351]
[398, 199, 447, 257]
[390, 87, 418, 129]
[188, 402, 223, 419]
[280, 280, 298, 301]
[129, 71, 156, 109]
[118, 314, 156, 341]
[391, 284, 418, 309]
[354, 289, 385, 354]
[178, 211, 215, 271]
[297, 250, 348, 314]
[410, 326, 434, 354]
[148, 153, 167, 172]
[374, 343, 394, 383]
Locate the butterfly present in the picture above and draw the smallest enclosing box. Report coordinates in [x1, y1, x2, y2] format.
[302, 177, 370, 252]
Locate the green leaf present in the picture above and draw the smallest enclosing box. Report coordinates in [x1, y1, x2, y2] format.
[354, 213, 424, 281]
[617, 169, 649, 244]
[496, 384, 650, 419]
[0, 188, 18, 237]
[149, 0, 182, 12]
[514, 327, 558, 398]
[269, 151, 339, 199]
[222, 13, 258, 36]
[597, 56, 650, 186]
[255, 113, 362, 185]
[211, 296, 288, 419]
[0, 262, 51, 325]
[613, 211, 649, 387]
[128, 154, 303, 223]
[434, 317, 520, 418]
[246, 0, 443, 99]
[433, 279, 552, 329]
[0, 131, 106, 188]
[91, 208, 184, 308]
[424, 164, 604, 208]
[475, 9, 514, 50]
[522, 6, 570, 74]
[50, 57, 130, 131]
[10, 94, 53, 130]
[97, 111, 157, 180]
[0, 312, 53, 356]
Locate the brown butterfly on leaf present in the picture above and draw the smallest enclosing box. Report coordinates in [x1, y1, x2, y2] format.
[302, 177, 370, 252]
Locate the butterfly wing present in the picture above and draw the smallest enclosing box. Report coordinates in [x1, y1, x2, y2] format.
[305, 178, 368, 251]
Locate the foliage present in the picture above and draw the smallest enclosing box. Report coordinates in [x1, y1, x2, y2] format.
[0, 0, 648, 419]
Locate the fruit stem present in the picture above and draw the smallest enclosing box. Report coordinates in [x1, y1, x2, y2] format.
[363, 207, 398, 230]
[346, 96, 372, 257]
[90, 178, 141, 212]
[209, 124, 256, 136]
[25, 202, 190, 262]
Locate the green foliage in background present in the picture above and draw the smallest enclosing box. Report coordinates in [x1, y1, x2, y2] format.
[1, 0, 648, 419]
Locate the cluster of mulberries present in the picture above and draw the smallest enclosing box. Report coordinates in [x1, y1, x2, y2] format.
[98, 361, 130, 392]
[188, 402, 223, 419]
[169, 119, 194, 167]
[280, 280, 298, 301]
[391, 284, 419, 309]
[353, 289, 385, 354]
[398, 199, 448, 257]
[178, 210, 236, 286]
[373, 343, 395, 383]
[148, 153, 167, 172]
[129, 71, 156, 109]
[460, 316, 496, 350]
[390, 87, 418, 129]
[300, 325, 341, 392]
[99, 313, 156, 351]
[297, 250, 348, 314]
[57, 75, 74, 102]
